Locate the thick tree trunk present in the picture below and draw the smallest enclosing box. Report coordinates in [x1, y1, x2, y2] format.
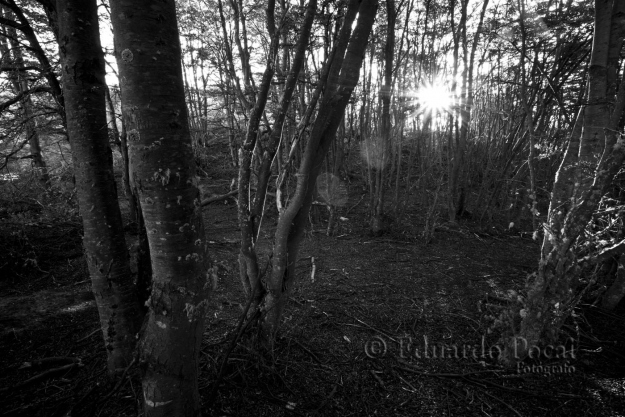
[56, 0, 142, 375]
[109, 0, 212, 414]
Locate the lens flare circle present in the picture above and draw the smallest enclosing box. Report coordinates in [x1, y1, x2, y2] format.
[316, 173, 348, 207]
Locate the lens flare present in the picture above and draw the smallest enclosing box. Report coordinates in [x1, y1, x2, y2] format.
[416, 82, 453, 114]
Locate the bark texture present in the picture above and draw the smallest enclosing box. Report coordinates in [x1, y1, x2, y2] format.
[370, 0, 394, 234]
[2, 0, 65, 125]
[109, 0, 211, 414]
[0, 8, 49, 184]
[56, 0, 141, 374]
[237, 0, 317, 315]
[501, 0, 625, 364]
[261, 0, 378, 343]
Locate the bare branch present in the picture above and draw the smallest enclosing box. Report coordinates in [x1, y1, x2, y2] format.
[0, 85, 51, 112]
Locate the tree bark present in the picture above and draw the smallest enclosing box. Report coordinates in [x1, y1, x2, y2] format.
[601, 256, 625, 310]
[501, 0, 625, 364]
[0, 8, 50, 185]
[56, 0, 142, 375]
[1, 0, 65, 126]
[106, 86, 136, 222]
[109, 0, 212, 414]
[370, 0, 394, 234]
[236, 0, 277, 306]
[236, 0, 317, 312]
[261, 0, 378, 343]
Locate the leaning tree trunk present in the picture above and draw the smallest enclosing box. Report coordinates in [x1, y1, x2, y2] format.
[109, 0, 212, 415]
[2, 0, 66, 127]
[501, 0, 625, 364]
[237, 0, 317, 315]
[260, 0, 378, 344]
[56, 0, 142, 375]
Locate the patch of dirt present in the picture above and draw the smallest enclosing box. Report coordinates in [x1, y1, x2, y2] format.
[0, 156, 624, 416]
[0, 288, 95, 337]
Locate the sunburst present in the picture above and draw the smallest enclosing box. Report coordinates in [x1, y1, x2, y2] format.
[416, 81, 453, 114]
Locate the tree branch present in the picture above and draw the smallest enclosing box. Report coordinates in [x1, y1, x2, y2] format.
[0, 85, 51, 112]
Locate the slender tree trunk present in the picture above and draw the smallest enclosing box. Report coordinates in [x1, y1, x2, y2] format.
[370, 0, 395, 234]
[446, 0, 465, 223]
[2, 14, 50, 185]
[56, 0, 142, 375]
[261, 0, 378, 343]
[217, 0, 251, 112]
[517, 0, 538, 231]
[105, 86, 137, 221]
[115, 93, 138, 222]
[1, 0, 65, 126]
[501, 0, 625, 364]
[236, 0, 278, 307]
[237, 0, 316, 314]
[109, 0, 212, 414]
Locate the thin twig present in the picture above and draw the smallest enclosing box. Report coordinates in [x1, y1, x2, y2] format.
[76, 328, 100, 343]
[477, 388, 524, 417]
[0, 362, 80, 393]
[311, 384, 337, 414]
[96, 358, 136, 407]
[205, 258, 272, 406]
[346, 193, 366, 214]
[344, 313, 398, 342]
[200, 189, 238, 206]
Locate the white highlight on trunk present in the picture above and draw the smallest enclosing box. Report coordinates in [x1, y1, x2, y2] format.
[145, 399, 173, 408]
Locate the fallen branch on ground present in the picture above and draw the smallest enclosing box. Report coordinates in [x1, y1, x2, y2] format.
[0, 361, 82, 393]
[200, 189, 277, 206]
[200, 190, 238, 206]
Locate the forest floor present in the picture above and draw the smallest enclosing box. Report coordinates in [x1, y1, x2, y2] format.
[1, 146, 624, 416]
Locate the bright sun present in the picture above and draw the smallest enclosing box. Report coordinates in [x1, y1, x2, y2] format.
[416, 82, 453, 114]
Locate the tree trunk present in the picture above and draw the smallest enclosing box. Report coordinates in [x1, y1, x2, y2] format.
[2, 0, 65, 126]
[236, 0, 317, 314]
[116, 99, 138, 222]
[2, 13, 50, 185]
[601, 257, 625, 310]
[501, 0, 625, 364]
[56, 0, 142, 375]
[370, 0, 394, 234]
[109, 0, 212, 414]
[446, 0, 467, 223]
[260, 0, 378, 344]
